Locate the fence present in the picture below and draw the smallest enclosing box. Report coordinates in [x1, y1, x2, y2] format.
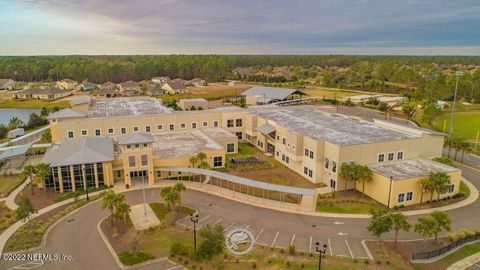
[411, 233, 480, 261]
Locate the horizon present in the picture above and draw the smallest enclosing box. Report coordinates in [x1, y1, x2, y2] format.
[1, 0, 480, 56]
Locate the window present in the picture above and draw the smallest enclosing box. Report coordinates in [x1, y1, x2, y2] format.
[157, 124, 163, 130]
[282, 138, 286, 145]
[181, 123, 186, 129]
[128, 156, 135, 167]
[81, 130, 87, 136]
[213, 156, 222, 167]
[406, 192, 413, 201]
[286, 156, 290, 163]
[276, 151, 279, 156]
[133, 126, 139, 132]
[282, 154, 285, 161]
[116, 170, 122, 178]
[157, 171, 161, 177]
[309, 150, 314, 159]
[145, 126, 151, 132]
[397, 151, 404, 160]
[277, 135, 280, 140]
[227, 119, 234, 128]
[126, 145, 131, 149]
[141, 154, 148, 166]
[330, 179, 336, 189]
[378, 153, 385, 163]
[388, 152, 394, 161]
[213, 121, 219, 127]
[449, 184, 455, 193]
[108, 128, 114, 134]
[325, 158, 329, 169]
[398, 193, 405, 203]
[169, 124, 174, 131]
[135, 144, 139, 148]
[192, 122, 197, 129]
[203, 121, 208, 127]
[121, 127, 126, 134]
[235, 132, 242, 140]
[226, 143, 235, 153]
[304, 167, 308, 175]
[95, 129, 101, 136]
[332, 161, 337, 172]
[143, 143, 148, 147]
[308, 169, 313, 177]
[67, 131, 74, 138]
[236, 119, 242, 127]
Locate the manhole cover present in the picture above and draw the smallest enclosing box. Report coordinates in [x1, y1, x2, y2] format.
[67, 219, 75, 223]
[312, 224, 317, 228]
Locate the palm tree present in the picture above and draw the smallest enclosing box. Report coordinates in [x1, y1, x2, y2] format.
[115, 202, 131, 225]
[339, 163, 359, 191]
[420, 177, 434, 204]
[34, 163, 49, 192]
[174, 183, 186, 211]
[8, 117, 24, 129]
[160, 186, 180, 210]
[198, 161, 210, 169]
[22, 164, 36, 194]
[390, 212, 411, 247]
[196, 152, 207, 165]
[444, 137, 453, 158]
[431, 210, 451, 243]
[41, 129, 52, 143]
[16, 196, 37, 222]
[101, 190, 121, 226]
[452, 137, 466, 161]
[189, 156, 198, 168]
[461, 141, 472, 163]
[358, 165, 373, 198]
[430, 172, 451, 201]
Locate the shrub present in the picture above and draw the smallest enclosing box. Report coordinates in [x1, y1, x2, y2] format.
[170, 242, 188, 256]
[364, 259, 370, 264]
[164, 211, 177, 227]
[251, 262, 257, 268]
[376, 260, 381, 264]
[288, 245, 296, 255]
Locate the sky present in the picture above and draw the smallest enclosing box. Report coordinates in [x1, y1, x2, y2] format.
[0, 0, 479, 55]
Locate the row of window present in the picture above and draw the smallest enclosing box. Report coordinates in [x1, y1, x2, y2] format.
[378, 151, 404, 163]
[397, 184, 455, 203]
[227, 119, 243, 128]
[278, 136, 295, 150]
[304, 148, 314, 159]
[303, 166, 313, 178]
[128, 154, 149, 167]
[126, 143, 149, 149]
[324, 158, 337, 173]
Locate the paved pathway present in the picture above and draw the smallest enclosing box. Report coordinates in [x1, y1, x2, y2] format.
[448, 252, 480, 270]
[5, 177, 30, 210]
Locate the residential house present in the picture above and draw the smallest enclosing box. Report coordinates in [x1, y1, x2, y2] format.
[77, 82, 97, 91]
[178, 98, 209, 110]
[118, 81, 142, 96]
[189, 78, 207, 87]
[152, 76, 171, 84]
[13, 87, 72, 100]
[56, 79, 78, 90]
[162, 81, 186, 94]
[171, 78, 188, 86]
[0, 79, 16, 90]
[144, 84, 164, 96]
[93, 88, 116, 98]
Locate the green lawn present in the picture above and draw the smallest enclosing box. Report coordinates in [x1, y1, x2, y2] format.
[0, 99, 70, 109]
[433, 112, 480, 140]
[316, 201, 382, 214]
[460, 181, 470, 197]
[0, 174, 25, 197]
[226, 142, 261, 159]
[428, 242, 480, 270]
[149, 203, 195, 220]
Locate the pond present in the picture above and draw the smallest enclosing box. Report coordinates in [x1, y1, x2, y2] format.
[0, 108, 41, 126]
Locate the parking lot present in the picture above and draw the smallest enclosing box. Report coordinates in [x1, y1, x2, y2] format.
[176, 211, 371, 259]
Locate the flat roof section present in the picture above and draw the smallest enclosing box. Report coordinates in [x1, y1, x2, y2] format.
[152, 130, 223, 159]
[248, 106, 421, 145]
[201, 128, 236, 140]
[89, 97, 172, 117]
[369, 158, 460, 180]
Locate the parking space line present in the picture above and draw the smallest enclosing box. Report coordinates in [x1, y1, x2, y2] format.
[345, 240, 354, 259]
[309, 236, 312, 253]
[255, 228, 264, 241]
[213, 218, 223, 225]
[328, 238, 332, 256]
[224, 222, 235, 232]
[271, 232, 280, 247]
[290, 234, 296, 246]
[245, 225, 249, 230]
[188, 215, 211, 229]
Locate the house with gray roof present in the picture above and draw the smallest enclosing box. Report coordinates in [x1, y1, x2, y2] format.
[241, 86, 307, 105]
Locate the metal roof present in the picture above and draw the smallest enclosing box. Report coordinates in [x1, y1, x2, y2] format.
[158, 167, 317, 196]
[43, 137, 114, 167]
[70, 96, 92, 106]
[241, 86, 306, 102]
[256, 123, 276, 135]
[118, 133, 154, 145]
[47, 108, 87, 120]
[369, 158, 460, 180]
[0, 144, 31, 160]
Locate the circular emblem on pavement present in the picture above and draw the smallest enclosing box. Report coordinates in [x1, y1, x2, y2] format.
[225, 227, 256, 256]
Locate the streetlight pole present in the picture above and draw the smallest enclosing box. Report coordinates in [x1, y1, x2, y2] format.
[315, 242, 327, 270]
[142, 172, 147, 221]
[449, 71, 464, 136]
[387, 176, 393, 209]
[190, 213, 199, 252]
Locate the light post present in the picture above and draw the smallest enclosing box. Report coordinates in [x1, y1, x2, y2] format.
[315, 242, 327, 270]
[387, 176, 393, 209]
[141, 172, 148, 221]
[449, 71, 464, 136]
[190, 213, 199, 252]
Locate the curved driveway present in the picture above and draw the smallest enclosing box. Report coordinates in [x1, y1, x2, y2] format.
[1, 164, 479, 269]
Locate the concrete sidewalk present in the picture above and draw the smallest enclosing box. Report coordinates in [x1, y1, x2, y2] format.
[447, 252, 480, 270]
[5, 176, 31, 210]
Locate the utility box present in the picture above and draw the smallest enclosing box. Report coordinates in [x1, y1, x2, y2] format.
[7, 128, 25, 139]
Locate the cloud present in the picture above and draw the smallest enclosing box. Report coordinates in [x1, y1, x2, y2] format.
[2, 0, 480, 55]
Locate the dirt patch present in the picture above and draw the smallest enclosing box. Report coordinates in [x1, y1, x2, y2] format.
[365, 240, 416, 269]
[15, 186, 60, 210]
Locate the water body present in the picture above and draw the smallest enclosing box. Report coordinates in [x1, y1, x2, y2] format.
[0, 108, 41, 126]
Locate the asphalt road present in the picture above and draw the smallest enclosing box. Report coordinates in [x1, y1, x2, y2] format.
[1, 161, 479, 270]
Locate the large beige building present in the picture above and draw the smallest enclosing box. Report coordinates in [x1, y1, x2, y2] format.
[45, 97, 460, 208]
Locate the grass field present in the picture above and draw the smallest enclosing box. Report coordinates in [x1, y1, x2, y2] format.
[0, 99, 70, 109]
[433, 112, 480, 140]
[0, 174, 25, 197]
[157, 85, 249, 104]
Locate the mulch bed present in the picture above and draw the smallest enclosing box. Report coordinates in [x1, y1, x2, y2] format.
[15, 186, 60, 210]
[101, 217, 136, 255]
